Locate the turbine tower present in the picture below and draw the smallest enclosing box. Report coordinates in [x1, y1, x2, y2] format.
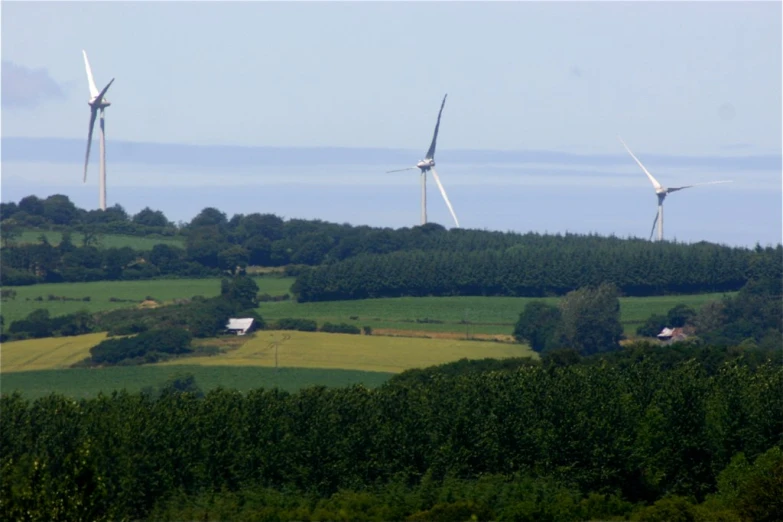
[618, 136, 732, 242]
[82, 50, 115, 211]
[387, 94, 460, 228]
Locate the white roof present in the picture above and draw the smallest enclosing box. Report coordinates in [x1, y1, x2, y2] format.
[657, 327, 674, 338]
[226, 318, 254, 331]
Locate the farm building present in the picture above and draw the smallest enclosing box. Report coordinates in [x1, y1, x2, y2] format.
[657, 326, 692, 344]
[226, 318, 257, 336]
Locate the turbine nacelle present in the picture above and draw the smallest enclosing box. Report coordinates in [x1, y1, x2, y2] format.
[416, 159, 435, 170]
[89, 96, 111, 109]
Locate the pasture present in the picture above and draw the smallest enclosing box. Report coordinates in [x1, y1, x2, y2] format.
[15, 229, 184, 250]
[0, 366, 393, 400]
[1, 276, 295, 325]
[257, 293, 731, 337]
[2, 273, 731, 337]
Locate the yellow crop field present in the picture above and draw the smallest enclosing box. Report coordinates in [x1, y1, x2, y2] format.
[1, 330, 535, 376]
[1, 333, 107, 373]
[161, 331, 537, 373]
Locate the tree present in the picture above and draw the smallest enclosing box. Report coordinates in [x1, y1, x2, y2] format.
[694, 300, 727, 337]
[557, 283, 623, 355]
[43, 195, 78, 225]
[217, 246, 250, 274]
[190, 207, 227, 229]
[159, 372, 204, 398]
[17, 195, 45, 216]
[132, 207, 170, 228]
[637, 314, 668, 338]
[513, 301, 562, 352]
[221, 275, 259, 308]
[0, 201, 18, 220]
[667, 304, 697, 328]
[0, 220, 22, 247]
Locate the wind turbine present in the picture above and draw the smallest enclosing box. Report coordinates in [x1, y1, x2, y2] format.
[387, 94, 460, 228]
[82, 50, 115, 211]
[618, 136, 732, 242]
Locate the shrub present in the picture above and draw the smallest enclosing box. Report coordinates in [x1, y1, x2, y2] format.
[274, 318, 317, 332]
[320, 322, 361, 335]
[89, 328, 193, 365]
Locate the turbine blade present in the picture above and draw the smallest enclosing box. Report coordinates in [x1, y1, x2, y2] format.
[82, 50, 100, 99]
[424, 94, 447, 160]
[649, 208, 659, 241]
[96, 78, 115, 103]
[667, 180, 732, 193]
[84, 108, 98, 182]
[386, 167, 417, 173]
[430, 167, 460, 228]
[618, 136, 664, 191]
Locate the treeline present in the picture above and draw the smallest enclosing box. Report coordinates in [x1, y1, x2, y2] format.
[292, 243, 781, 300]
[2, 346, 781, 521]
[1, 194, 177, 236]
[3, 194, 779, 299]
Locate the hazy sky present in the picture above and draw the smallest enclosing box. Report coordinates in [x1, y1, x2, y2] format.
[1, 1, 781, 246]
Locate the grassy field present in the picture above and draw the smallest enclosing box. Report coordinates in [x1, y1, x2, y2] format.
[1, 277, 295, 325]
[0, 329, 527, 398]
[161, 330, 535, 374]
[0, 366, 393, 400]
[257, 293, 731, 337]
[1, 332, 109, 372]
[16, 229, 184, 250]
[2, 274, 731, 336]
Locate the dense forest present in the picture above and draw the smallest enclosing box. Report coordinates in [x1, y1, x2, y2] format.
[2, 346, 781, 521]
[2, 194, 780, 300]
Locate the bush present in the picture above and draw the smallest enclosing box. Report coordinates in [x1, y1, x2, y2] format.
[321, 322, 361, 335]
[363, 326, 373, 335]
[274, 318, 317, 332]
[89, 328, 193, 365]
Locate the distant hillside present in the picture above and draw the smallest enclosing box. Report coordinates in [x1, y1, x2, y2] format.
[2, 193, 779, 298]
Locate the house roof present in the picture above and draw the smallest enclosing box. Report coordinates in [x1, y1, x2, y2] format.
[226, 318, 254, 331]
[657, 327, 675, 338]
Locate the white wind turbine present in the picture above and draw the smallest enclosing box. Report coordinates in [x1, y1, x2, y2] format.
[618, 136, 732, 242]
[82, 50, 115, 211]
[387, 94, 460, 228]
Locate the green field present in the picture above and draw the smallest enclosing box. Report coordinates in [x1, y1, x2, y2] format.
[0, 365, 393, 400]
[1, 277, 295, 325]
[257, 293, 732, 337]
[2, 276, 731, 337]
[16, 229, 184, 250]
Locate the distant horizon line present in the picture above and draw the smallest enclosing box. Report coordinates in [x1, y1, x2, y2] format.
[3, 136, 780, 170]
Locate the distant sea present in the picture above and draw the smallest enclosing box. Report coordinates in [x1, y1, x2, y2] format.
[2, 137, 780, 248]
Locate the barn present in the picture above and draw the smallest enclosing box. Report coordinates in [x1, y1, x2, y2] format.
[225, 318, 257, 336]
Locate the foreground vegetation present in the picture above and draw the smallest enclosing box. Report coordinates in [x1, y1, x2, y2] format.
[2, 345, 781, 521]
